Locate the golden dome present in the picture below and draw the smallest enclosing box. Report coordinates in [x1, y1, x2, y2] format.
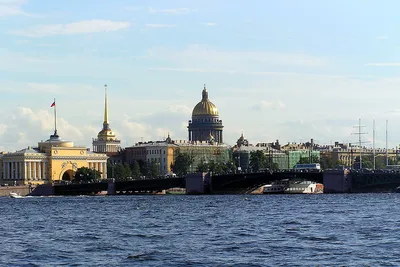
[97, 129, 116, 140]
[192, 86, 219, 116]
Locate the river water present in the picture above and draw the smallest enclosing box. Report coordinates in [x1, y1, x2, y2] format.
[0, 194, 399, 266]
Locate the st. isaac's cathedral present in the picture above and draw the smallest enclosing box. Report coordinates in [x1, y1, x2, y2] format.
[188, 85, 224, 144]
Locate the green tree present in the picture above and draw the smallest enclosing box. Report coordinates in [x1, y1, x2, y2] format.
[226, 160, 237, 173]
[250, 150, 267, 172]
[320, 154, 334, 170]
[137, 160, 148, 177]
[131, 161, 141, 179]
[113, 163, 133, 181]
[73, 167, 101, 183]
[171, 153, 194, 177]
[196, 160, 209, 172]
[149, 160, 160, 178]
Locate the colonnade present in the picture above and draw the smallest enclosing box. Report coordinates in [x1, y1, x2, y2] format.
[2, 161, 47, 180]
[88, 162, 107, 178]
[93, 143, 120, 153]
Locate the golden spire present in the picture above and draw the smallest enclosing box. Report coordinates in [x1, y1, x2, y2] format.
[104, 84, 109, 124]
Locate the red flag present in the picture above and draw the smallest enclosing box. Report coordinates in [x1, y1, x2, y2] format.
[51, 101, 55, 107]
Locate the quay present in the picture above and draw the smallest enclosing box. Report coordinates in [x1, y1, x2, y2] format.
[0, 185, 31, 197]
[25, 169, 400, 196]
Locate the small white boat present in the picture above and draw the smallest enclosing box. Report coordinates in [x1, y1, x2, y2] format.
[9, 192, 23, 198]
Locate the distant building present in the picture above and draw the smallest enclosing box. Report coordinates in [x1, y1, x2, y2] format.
[123, 135, 231, 175]
[188, 85, 224, 144]
[124, 136, 176, 176]
[92, 84, 121, 157]
[0, 131, 107, 186]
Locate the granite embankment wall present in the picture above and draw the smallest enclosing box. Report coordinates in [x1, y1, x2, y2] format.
[0, 186, 30, 196]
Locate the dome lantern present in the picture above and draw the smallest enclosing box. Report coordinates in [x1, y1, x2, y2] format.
[192, 85, 219, 116]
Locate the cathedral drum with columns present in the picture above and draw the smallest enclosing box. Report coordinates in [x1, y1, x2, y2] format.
[188, 85, 224, 144]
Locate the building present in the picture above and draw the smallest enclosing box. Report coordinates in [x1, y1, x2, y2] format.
[123, 135, 231, 176]
[1, 131, 108, 186]
[188, 85, 224, 144]
[92, 84, 121, 156]
[124, 136, 176, 176]
[174, 140, 231, 173]
[271, 150, 320, 169]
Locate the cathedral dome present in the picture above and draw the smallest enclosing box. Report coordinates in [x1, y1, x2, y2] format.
[192, 86, 219, 116]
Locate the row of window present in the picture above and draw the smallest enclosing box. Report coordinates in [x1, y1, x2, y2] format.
[192, 118, 220, 123]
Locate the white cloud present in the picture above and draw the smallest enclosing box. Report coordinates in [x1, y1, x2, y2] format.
[145, 24, 176, 28]
[0, 0, 27, 17]
[148, 7, 192, 15]
[252, 100, 286, 111]
[202, 22, 217, 26]
[147, 44, 327, 70]
[0, 82, 97, 95]
[365, 62, 400, 67]
[0, 107, 85, 151]
[9, 19, 131, 37]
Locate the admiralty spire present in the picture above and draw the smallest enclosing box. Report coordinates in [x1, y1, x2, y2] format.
[92, 84, 121, 156]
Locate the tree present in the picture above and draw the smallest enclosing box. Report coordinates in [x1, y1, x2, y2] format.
[171, 153, 194, 177]
[250, 150, 267, 172]
[113, 163, 132, 181]
[149, 160, 160, 178]
[320, 154, 334, 170]
[137, 160, 148, 177]
[73, 167, 101, 183]
[196, 160, 209, 172]
[131, 161, 141, 179]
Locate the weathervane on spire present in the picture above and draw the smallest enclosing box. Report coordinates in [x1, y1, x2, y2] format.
[104, 84, 109, 125]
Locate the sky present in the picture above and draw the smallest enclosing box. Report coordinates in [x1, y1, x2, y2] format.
[1, 0, 400, 151]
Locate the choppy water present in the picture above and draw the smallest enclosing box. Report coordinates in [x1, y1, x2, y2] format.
[1, 194, 400, 266]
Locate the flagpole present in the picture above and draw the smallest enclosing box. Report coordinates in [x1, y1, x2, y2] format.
[54, 98, 57, 135]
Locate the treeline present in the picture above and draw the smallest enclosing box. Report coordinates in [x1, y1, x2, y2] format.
[107, 160, 163, 181]
[170, 153, 236, 177]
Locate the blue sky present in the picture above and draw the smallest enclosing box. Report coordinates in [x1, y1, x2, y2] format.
[1, 0, 400, 151]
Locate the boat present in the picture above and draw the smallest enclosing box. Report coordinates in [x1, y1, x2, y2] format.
[263, 179, 323, 194]
[284, 180, 323, 194]
[9, 192, 23, 198]
[262, 184, 285, 194]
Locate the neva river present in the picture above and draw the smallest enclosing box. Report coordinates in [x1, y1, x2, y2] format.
[1, 194, 400, 266]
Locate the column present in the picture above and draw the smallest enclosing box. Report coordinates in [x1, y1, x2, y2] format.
[43, 162, 47, 179]
[19, 162, 22, 180]
[12, 162, 15, 179]
[27, 162, 31, 180]
[24, 162, 27, 180]
[38, 162, 42, 180]
[4, 162, 7, 180]
[103, 163, 107, 178]
[100, 163, 103, 178]
[2, 162, 5, 180]
[33, 162, 37, 180]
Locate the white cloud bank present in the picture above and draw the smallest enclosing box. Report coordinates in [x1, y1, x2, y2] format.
[0, 0, 29, 17]
[9, 20, 131, 37]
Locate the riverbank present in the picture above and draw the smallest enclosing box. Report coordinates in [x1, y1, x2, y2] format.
[0, 185, 30, 197]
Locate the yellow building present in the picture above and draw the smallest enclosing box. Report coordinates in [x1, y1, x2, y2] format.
[1, 131, 107, 186]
